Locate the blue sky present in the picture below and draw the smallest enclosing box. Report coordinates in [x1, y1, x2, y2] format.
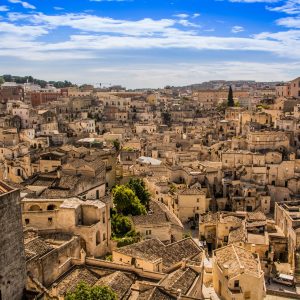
[0, 0, 300, 88]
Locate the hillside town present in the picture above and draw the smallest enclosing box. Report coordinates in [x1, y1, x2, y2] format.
[1, 76, 300, 300]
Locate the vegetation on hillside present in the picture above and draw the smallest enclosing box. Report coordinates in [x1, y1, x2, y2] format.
[1, 74, 74, 89]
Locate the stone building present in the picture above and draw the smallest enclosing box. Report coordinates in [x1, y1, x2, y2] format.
[112, 238, 202, 273]
[213, 244, 266, 300]
[22, 197, 111, 257]
[130, 200, 184, 243]
[0, 181, 26, 300]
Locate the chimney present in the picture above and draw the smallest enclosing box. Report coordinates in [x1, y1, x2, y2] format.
[57, 167, 62, 178]
[181, 258, 187, 269]
[223, 264, 229, 277]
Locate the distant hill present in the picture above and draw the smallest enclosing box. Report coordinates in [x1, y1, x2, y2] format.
[0, 74, 74, 89]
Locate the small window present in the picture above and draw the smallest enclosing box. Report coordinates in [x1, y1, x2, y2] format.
[25, 219, 30, 225]
[234, 280, 239, 288]
[48, 217, 53, 224]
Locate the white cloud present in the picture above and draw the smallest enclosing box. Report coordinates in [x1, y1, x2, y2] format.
[192, 13, 201, 18]
[54, 7, 64, 11]
[177, 19, 200, 27]
[8, 0, 36, 9]
[0, 22, 48, 37]
[0, 12, 299, 62]
[8, 13, 180, 36]
[276, 16, 300, 27]
[267, 0, 300, 14]
[231, 25, 244, 33]
[174, 13, 189, 19]
[0, 6, 9, 11]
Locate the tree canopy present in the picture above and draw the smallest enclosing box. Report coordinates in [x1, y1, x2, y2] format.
[1, 74, 74, 89]
[65, 282, 117, 300]
[227, 85, 234, 107]
[112, 185, 146, 216]
[127, 178, 150, 210]
[111, 211, 133, 237]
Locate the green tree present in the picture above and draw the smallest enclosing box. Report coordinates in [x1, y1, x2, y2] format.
[112, 139, 120, 151]
[127, 178, 151, 210]
[0, 77, 4, 85]
[65, 282, 117, 300]
[111, 212, 133, 237]
[227, 85, 234, 107]
[112, 185, 146, 216]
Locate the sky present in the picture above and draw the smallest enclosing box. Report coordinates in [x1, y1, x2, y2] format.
[0, 0, 300, 88]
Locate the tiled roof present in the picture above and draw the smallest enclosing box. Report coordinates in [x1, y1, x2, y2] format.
[179, 188, 205, 195]
[228, 226, 245, 244]
[160, 267, 198, 295]
[115, 238, 201, 272]
[25, 237, 54, 259]
[221, 215, 243, 224]
[214, 244, 261, 279]
[138, 287, 176, 300]
[55, 267, 99, 296]
[94, 271, 133, 299]
[0, 180, 13, 195]
[200, 212, 218, 224]
[131, 200, 182, 228]
[247, 211, 266, 222]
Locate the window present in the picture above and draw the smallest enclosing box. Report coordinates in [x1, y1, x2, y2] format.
[96, 190, 100, 199]
[234, 280, 239, 288]
[146, 230, 152, 235]
[96, 231, 101, 245]
[48, 217, 53, 224]
[25, 219, 30, 225]
[102, 212, 106, 224]
[224, 236, 228, 242]
[47, 204, 56, 210]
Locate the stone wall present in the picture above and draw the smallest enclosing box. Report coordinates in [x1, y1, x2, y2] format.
[0, 188, 26, 300]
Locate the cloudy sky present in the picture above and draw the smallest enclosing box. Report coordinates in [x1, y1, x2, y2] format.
[0, 0, 299, 88]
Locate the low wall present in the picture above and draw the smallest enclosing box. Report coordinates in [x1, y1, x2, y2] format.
[72, 257, 164, 280]
[267, 289, 300, 299]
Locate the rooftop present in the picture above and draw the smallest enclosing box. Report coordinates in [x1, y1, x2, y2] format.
[160, 267, 198, 295]
[0, 181, 14, 195]
[115, 238, 201, 271]
[131, 200, 183, 229]
[214, 244, 262, 279]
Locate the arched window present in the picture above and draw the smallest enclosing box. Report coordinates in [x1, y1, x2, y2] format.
[29, 204, 41, 211]
[47, 204, 57, 211]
